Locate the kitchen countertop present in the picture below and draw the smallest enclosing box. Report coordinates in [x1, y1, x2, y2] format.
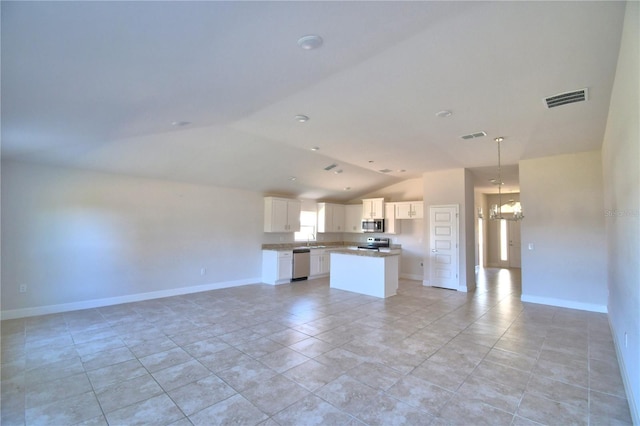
[329, 249, 400, 258]
[262, 242, 401, 251]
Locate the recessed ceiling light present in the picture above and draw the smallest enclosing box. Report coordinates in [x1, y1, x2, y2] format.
[397, 169, 406, 173]
[334, 169, 343, 174]
[295, 114, 309, 123]
[171, 121, 191, 127]
[435, 110, 452, 118]
[289, 176, 297, 181]
[297, 34, 323, 50]
[343, 187, 351, 191]
[311, 146, 320, 151]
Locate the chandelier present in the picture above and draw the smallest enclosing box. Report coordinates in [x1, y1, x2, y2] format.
[488, 137, 524, 221]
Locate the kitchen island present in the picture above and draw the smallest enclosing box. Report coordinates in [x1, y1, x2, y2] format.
[329, 249, 399, 298]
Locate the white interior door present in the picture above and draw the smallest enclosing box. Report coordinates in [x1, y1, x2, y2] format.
[429, 205, 459, 290]
[508, 220, 521, 268]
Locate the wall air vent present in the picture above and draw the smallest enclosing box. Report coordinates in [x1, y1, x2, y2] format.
[460, 131, 487, 140]
[324, 163, 338, 171]
[544, 88, 588, 108]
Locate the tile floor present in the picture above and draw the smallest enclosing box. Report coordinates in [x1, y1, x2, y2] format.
[1, 268, 632, 425]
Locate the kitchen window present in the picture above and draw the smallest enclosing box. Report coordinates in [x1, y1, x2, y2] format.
[294, 210, 317, 242]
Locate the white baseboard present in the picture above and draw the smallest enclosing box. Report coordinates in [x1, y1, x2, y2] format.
[0, 277, 261, 320]
[609, 316, 639, 425]
[520, 294, 607, 313]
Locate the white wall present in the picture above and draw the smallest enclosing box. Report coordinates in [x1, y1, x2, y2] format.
[350, 178, 425, 280]
[1, 161, 264, 319]
[423, 169, 475, 291]
[602, 1, 639, 421]
[520, 151, 607, 312]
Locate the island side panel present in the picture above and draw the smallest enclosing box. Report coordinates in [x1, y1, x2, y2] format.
[330, 252, 399, 298]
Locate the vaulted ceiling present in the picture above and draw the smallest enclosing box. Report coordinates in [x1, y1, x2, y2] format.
[1, 1, 626, 201]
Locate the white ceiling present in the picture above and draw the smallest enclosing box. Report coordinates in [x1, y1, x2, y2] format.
[1, 1, 626, 201]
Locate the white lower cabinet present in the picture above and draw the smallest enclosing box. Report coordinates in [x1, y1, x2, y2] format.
[310, 249, 330, 278]
[262, 250, 292, 285]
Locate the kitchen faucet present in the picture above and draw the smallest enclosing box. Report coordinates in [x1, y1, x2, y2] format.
[307, 234, 315, 246]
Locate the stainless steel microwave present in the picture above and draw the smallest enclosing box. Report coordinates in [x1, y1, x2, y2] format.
[362, 219, 384, 233]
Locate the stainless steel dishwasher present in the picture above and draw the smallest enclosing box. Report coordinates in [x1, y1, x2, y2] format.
[292, 248, 310, 281]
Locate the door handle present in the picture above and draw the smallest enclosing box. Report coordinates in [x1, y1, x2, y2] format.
[431, 249, 438, 253]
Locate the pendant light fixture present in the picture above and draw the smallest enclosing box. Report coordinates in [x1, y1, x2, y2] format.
[489, 137, 524, 221]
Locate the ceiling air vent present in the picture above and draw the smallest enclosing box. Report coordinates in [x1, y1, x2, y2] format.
[324, 163, 338, 171]
[460, 131, 487, 140]
[544, 88, 588, 108]
[378, 169, 393, 174]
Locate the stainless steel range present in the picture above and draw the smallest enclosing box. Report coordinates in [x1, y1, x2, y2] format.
[357, 237, 390, 251]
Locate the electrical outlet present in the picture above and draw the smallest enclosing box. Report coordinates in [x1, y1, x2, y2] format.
[19, 284, 27, 293]
[200, 268, 206, 276]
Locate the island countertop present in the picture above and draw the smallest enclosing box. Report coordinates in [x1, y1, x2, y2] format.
[327, 248, 400, 258]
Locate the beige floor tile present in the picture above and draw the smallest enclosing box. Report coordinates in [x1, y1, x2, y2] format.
[188, 394, 268, 425]
[129, 336, 179, 358]
[386, 374, 454, 415]
[483, 347, 537, 373]
[95, 373, 164, 412]
[240, 374, 310, 416]
[288, 336, 335, 357]
[346, 361, 404, 391]
[25, 356, 85, 387]
[104, 393, 184, 425]
[1, 270, 631, 425]
[259, 346, 310, 373]
[455, 375, 523, 413]
[151, 359, 212, 391]
[26, 372, 92, 409]
[25, 391, 102, 426]
[81, 346, 136, 371]
[517, 393, 587, 425]
[198, 346, 254, 373]
[472, 360, 531, 390]
[87, 359, 147, 390]
[168, 375, 237, 416]
[355, 393, 435, 425]
[315, 374, 380, 416]
[272, 394, 355, 426]
[283, 358, 342, 392]
[526, 374, 588, 410]
[315, 347, 368, 373]
[437, 399, 513, 425]
[590, 390, 633, 425]
[410, 359, 469, 391]
[216, 358, 278, 392]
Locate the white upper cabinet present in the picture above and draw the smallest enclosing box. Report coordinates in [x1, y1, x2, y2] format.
[384, 203, 400, 234]
[362, 198, 385, 219]
[344, 204, 363, 233]
[395, 201, 424, 219]
[317, 203, 346, 233]
[264, 197, 301, 232]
